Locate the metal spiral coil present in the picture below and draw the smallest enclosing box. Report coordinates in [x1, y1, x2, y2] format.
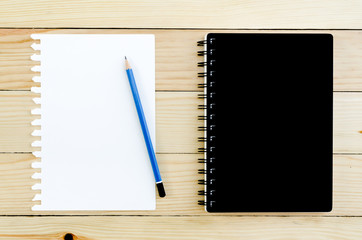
[199, 168, 215, 175]
[198, 83, 206, 89]
[198, 62, 207, 67]
[198, 190, 206, 195]
[198, 71, 215, 78]
[209, 38, 216, 45]
[198, 158, 206, 163]
[198, 126, 207, 131]
[197, 40, 207, 46]
[197, 38, 215, 46]
[198, 72, 207, 77]
[198, 94, 207, 99]
[198, 147, 207, 153]
[197, 50, 207, 56]
[197, 38, 209, 209]
[198, 180, 207, 185]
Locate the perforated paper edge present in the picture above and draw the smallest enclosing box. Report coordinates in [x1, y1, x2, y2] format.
[30, 34, 43, 210]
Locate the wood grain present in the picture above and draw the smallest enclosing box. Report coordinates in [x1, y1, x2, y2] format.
[0, 216, 361, 239]
[1, 27, 362, 238]
[1, 92, 362, 153]
[0, 0, 362, 29]
[0, 91, 203, 153]
[334, 93, 362, 153]
[0, 153, 362, 216]
[0, 153, 204, 215]
[1, 29, 362, 91]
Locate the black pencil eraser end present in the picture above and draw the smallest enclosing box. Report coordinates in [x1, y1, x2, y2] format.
[156, 182, 166, 198]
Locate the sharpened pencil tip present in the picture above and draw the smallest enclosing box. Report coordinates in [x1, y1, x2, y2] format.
[125, 57, 131, 69]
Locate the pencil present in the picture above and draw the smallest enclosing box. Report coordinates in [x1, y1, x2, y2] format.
[125, 56, 166, 198]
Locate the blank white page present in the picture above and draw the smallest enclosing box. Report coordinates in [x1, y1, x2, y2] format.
[31, 34, 156, 210]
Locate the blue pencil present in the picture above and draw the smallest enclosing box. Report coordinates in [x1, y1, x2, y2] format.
[125, 57, 166, 198]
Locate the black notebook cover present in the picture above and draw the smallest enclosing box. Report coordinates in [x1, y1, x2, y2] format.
[198, 33, 333, 212]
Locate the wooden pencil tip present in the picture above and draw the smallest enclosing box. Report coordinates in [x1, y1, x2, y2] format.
[125, 57, 131, 69]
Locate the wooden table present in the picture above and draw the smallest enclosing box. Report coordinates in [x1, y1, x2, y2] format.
[1, 1, 362, 239]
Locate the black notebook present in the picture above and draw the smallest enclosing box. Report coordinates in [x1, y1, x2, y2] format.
[197, 33, 333, 212]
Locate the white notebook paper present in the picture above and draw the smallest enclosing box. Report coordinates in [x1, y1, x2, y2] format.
[30, 34, 156, 210]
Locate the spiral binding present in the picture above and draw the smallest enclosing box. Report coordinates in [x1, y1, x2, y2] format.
[198, 83, 206, 89]
[198, 179, 207, 185]
[198, 94, 207, 99]
[198, 126, 207, 131]
[198, 72, 207, 77]
[198, 147, 206, 153]
[198, 190, 206, 195]
[197, 36, 217, 208]
[198, 62, 207, 67]
[197, 50, 207, 56]
[197, 40, 207, 46]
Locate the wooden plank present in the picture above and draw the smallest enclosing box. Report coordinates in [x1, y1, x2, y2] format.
[0, 29, 200, 91]
[1, 153, 362, 216]
[0, 216, 361, 239]
[0, 91, 203, 153]
[0, 92, 39, 152]
[0, 0, 362, 29]
[0, 153, 204, 215]
[333, 31, 362, 91]
[1, 29, 362, 91]
[334, 93, 362, 153]
[1, 92, 362, 154]
[156, 92, 203, 153]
